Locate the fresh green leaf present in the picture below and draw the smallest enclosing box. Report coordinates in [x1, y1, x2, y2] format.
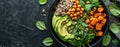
[109, 23, 119, 34]
[80, 0, 85, 7]
[102, 34, 111, 46]
[109, 3, 120, 16]
[85, 4, 92, 13]
[91, 0, 99, 3]
[112, 39, 119, 45]
[83, 13, 90, 19]
[81, 22, 88, 27]
[36, 21, 46, 30]
[90, 0, 100, 7]
[39, 0, 47, 5]
[42, 37, 53, 46]
[93, 2, 100, 7]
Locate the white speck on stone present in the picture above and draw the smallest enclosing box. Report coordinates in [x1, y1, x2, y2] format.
[42, 9, 45, 12]
[43, 14, 46, 16]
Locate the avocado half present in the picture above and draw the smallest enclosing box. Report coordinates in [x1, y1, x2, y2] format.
[52, 14, 74, 42]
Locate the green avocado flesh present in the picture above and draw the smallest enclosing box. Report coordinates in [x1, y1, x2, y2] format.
[52, 14, 74, 42]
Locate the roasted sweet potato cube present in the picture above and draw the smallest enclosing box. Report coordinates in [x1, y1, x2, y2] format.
[96, 31, 103, 36]
[94, 13, 102, 18]
[90, 18, 98, 25]
[98, 16, 104, 21]
[90, 18, 95, 21]
[96, 23, 102, 30]
[101, 19, 107, 24]
[97, 7, 104, 13]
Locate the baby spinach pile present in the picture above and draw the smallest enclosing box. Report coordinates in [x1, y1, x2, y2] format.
[69, 18, 95, 47]
[80, 0, 100, 13]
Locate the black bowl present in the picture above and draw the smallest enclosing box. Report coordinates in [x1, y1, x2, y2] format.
[48, 0, 110, 47]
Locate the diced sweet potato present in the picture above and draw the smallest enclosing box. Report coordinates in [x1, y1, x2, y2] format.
[98, 16, 104, 21]
[95, 23, 102, 30]
[90, 18, 96, 21]
[96, 31, 103, 36]
[90, 18, 98, 25]
[97, 7, 104, 13]
[101, 19, 107, 24]
[94, 13, 102, 18]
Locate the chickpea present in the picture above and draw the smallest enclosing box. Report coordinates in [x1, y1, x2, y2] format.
[67, 11, 70, 15]
[72, 8, 76, 12]
[70, 14, 73, 17]
[74, 13, 77, 17]
[76, 8, 80, 11]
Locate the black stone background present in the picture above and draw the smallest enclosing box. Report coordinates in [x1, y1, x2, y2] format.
[0, 0, 119, 47]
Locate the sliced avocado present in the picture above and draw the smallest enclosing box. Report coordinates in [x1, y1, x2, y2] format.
[56, 16, 74, 41]
[61, 21, 74, 40]
[52, 14, 75, 42]
[52, 14, 61, 28]
[54, 16, 67, 32]
[56, 16, 68, 37]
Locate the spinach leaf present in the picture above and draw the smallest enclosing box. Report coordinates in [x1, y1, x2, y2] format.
[91, 0, 99, 3]
[81, 22, 88, 27]
[109, 23, 119, 34]
[42, 37, 53, 46]
[90, 0, 100, 7]
[39, 0, 47, 5]
[102, 34, 111, 46]
[93, 2, 100, 7]
[83, 13, 90, 19]
[80, 0, 85, 7]
[36, 21, 47, 30]
[109, 3, 120, 16]
[85, 4, 92, 13]
[112, 39, 119, 45]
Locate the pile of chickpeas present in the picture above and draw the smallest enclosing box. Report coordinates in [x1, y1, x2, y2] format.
[66, 0, 84, 20]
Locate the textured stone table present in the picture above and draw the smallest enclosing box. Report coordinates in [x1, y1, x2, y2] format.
[0, 0, 119, 47]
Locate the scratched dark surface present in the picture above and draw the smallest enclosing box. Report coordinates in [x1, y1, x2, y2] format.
[0, 0, 119, 47]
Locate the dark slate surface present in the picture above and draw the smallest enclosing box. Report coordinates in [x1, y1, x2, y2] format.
[0, 0, 119, 47]
[0, 0, 61, 47]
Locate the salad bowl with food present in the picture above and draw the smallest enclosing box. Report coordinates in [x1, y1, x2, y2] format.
[48, 0, 109, 47]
